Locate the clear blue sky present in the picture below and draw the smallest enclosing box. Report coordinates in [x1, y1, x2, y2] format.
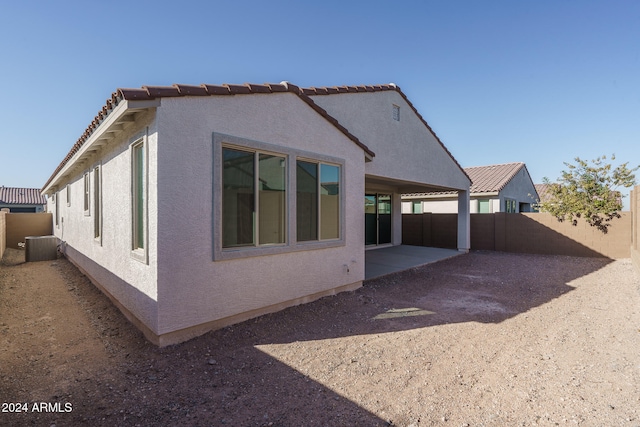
[1, 1, 638, 206]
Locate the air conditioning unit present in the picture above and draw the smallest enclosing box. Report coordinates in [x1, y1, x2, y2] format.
[25, 236, 58, 262]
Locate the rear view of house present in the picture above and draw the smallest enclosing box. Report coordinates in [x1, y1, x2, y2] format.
[42, 81, 469, 345]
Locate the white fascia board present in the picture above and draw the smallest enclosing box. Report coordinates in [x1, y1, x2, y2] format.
[43, 99, 160, 195]
[402, 191, 500, 200]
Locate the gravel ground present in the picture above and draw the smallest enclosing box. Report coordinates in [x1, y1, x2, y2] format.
[1, 247, 639, 427]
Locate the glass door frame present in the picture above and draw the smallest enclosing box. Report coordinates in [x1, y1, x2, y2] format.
[365, 193, 392, 246]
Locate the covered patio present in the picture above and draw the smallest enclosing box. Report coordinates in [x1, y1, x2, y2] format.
[364, 245, 463, 280]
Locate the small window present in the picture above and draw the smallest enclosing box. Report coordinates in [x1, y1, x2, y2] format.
[505, 198, 517, 213]
[132, 140, 146, 254]
[83, 173, 90, 215]
[412, 200, 422, 214]
[478, 199, 491, 214]
[392, 104, 400, 121]
[66, 184, 71, 207]
[54, 192, 59, 227]
[94, 166, 101, 240]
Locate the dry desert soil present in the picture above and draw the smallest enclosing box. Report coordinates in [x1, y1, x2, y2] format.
[1, 247, 640, 427]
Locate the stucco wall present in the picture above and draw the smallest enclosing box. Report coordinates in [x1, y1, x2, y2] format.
[47, 109, 160, 333]
[499, 167, 538, 212]
[154, 93, 366, 337]
[310, 91, 470, 191]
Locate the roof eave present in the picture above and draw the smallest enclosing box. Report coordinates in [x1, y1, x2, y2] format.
[42, 98, 160, 195]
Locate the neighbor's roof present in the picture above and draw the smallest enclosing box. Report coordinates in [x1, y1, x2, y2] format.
[304, 84, 470, 182]
[534, 183, 554, 203]
[406, 162, 530, 196]
[466, 162, 527, 193]
[43, 82, 377, 191]
[0, 187, 47, 205]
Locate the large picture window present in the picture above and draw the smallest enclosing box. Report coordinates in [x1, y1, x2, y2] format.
[297, 160, 340, 241]
[222, 147, 286, 248]
[213, 133, 345, 261]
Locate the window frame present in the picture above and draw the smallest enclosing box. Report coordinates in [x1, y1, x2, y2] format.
[54, 191, 59, 227]
[131, 137, 148, 263]
[83, 172, 90, 216]
[93, 165, 102, 243]
[222, 147, 288, 248]
[213, 132, 345, 261]
[296, 159, 342, 242]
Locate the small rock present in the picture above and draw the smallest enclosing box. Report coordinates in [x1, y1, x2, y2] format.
[208, 359, 217, 365]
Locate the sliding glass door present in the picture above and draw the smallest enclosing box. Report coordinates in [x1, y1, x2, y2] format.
[365, 194, 391, 246]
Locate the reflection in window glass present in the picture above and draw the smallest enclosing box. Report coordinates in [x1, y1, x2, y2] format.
[132, 143, 146, 250]
[259, 154, 286, 244]
[296, 161, 318, 241]
[223, 148, 255, 247]
[320, 164, 340, 240]
[478, 199, 490, 214]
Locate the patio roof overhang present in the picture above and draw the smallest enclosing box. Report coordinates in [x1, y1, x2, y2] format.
[365, 174, 467, 195]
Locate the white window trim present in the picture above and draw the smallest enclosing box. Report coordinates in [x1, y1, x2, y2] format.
[212, 132, 345, 261]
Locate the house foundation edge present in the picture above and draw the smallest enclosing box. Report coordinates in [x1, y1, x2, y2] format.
[61, 246, 363, 346]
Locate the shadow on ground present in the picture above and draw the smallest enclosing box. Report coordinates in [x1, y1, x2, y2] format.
[0, 249, 612, 426]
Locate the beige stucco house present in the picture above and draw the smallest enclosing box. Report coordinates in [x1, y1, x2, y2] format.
[42, 81, 470, 345]
[404, 162, 538, 214]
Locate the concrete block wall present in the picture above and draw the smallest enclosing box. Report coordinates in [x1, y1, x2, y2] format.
[401, 213, 457, 249]
[403, 211, 632, 259]
[5, 213, 53, 249]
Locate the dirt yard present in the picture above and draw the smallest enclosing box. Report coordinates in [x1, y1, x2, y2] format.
[1, 248, 639, 427]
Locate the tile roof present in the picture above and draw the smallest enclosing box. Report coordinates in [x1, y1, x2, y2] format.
[534, 183, 554, 203]
[44, 82, 377, 191]
[0, 187, 47, 205]
[405, 162, 529, 196]
[466, 162, 526, 193]
[305, 84, 470, 182]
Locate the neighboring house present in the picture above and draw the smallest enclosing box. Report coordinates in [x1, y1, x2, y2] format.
[0, 186, 47, 212]
[403, 162, 538, 214]
[42, 81, 470, 346]
[534, 183, 554, 209]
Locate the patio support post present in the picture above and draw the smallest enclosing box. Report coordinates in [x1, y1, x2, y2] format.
[457, 189, 470, 252]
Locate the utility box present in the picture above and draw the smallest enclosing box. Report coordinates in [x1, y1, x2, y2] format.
[25, 236, 58, 262]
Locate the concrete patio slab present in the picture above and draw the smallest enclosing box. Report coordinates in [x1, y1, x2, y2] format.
[365, 245, 463, 280]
